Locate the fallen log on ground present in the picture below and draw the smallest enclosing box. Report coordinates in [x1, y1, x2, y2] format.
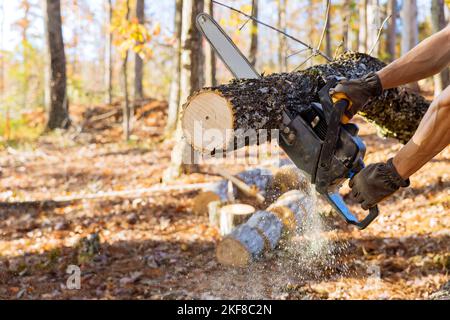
[193, 166, 308, 215]
[218, 203, 256, 236]
[216, 224, 266, 267]
[216, 190, 309, 267]
[193, 167, 274, 215]
[215, 168, 266, 203]
[181, 52, 430, 152]
[265, 164, 311, 204]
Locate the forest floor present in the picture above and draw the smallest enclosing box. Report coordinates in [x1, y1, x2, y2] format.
[0, 99, 449, 300]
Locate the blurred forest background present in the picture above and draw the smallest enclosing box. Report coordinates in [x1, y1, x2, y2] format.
[0, 0, 449, 145]
[0, 0, 449, 300]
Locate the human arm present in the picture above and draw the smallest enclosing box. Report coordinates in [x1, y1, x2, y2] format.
[378, 24, 450, 89]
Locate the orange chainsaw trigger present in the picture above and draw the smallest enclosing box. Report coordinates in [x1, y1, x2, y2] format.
[331, 92, 352, 124]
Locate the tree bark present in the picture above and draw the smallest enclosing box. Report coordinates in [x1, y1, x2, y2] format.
[216, 224, 265, 267]
[324, 0, 332, 59]
[122, 0, 131, 141]
[386, 0, 397, 62]
[105, 0, 113, 105]
[163, 0, 204, 181]
[216, 190, 310, 267]
[165, 0, 183, 134]
[401, 0, 418, 56]
[249, 0, 259, 68]
[366, 0, 380, 56]
[181, 52, 430, 152]
[219, 204, 256, 236]
[342, 0, 351, 51]
[20, 0, 31, 110]
[401, 0, 419, 91]
[431, 0, 450, 96]
[277, 0, 288, 73]
[204, 0, 217, 87]
[358, 0, 368, 53]
[43, 0, 70, 130]
[134, 0, 145, 101]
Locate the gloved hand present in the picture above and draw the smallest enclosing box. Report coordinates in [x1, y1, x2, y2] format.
[330, 72, 383, 119]
[349, 158, 410, 210]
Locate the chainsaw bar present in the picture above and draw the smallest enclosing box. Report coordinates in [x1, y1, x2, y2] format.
[196, 13, 261, 80]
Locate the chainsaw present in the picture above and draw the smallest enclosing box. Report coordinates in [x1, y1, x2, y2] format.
[196, 13, 379, 229]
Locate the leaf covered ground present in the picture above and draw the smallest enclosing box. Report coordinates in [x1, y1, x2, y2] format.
[0, 100, 448, 300]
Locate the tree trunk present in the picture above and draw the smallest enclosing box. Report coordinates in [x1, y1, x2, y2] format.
[324, 0, 332, 59]
[165, 0, 183, 134]
[134, 0, 145, 101]
[0, 1, 4, 121]
[179, 0, 204, 109]
[181, 52, 430, 152]
[358, 0, 368, 53]
[163, 0, 204, 181]
[342, 0, 351, 51]
[277, 0, 288, 73]
[105, 0, 113, 105]
[20, 0, 31, 110]
[401, 0, 418, 55]
[204, 0, 217, 86]
[431, 0, 450, 96]
[122, 0, 131, 141]
[43, 0, 69, 130]
[401, 0, 419, 90]
[249, 0, 258, 68]
[366, 0, 380, 56]
[386, 0, 397, 62]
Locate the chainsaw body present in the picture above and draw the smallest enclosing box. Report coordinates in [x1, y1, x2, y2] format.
[279, 78, 379, 229]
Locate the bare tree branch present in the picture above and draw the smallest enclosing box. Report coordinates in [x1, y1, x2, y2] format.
[212, 0, 332, 62]
[287, 48, 309, 60]
[316, 0, 331, 52]
[368, 14, 392, 56]
[293, 0, 332, 71]
[293, 52, 315, 71]
[334, 40, 344, 60]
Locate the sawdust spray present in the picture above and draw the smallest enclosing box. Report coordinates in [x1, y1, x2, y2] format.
[204, 181, 350, 299]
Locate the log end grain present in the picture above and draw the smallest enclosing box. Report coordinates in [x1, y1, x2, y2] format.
[216, 224, 265, 267]
[182, 91, 235, 152]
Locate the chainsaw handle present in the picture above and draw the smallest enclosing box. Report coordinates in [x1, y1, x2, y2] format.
[331, 92, 352, 124]
[324, 193, 379, 230]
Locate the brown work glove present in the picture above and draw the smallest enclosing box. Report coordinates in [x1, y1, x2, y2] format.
[330, 72, 383, 119]
[349, 158, 410, 210]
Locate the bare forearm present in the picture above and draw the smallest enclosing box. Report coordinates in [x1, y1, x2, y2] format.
[377, 25, 450, 89]
[393, 87, 450, 178]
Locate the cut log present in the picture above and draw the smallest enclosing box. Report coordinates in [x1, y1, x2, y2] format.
[216, 224, 265, 267]
[268, 193, 305, 233]
[182, 52, 430, 151]
[265, 165, 311, 203]
[194, 168, 273, 215]
[268, 190, 311, 236]
[215, 189, 315, 267]
[216, 168, 265, 203]
[193, 191, 221, 215]
[246, 211, 283, 250]
[208, 200, 222, 228]
[219, 204, 256, 236]
[202, 180, 229, 201]
[236, 168, 273, 198]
